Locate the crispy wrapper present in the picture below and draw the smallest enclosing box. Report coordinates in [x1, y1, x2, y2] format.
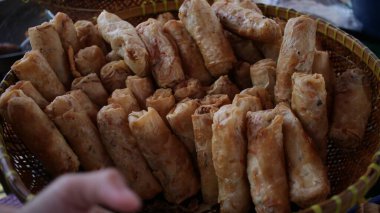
[240, 87, 273, 109]
[201, 94, 231, 107]
[97, 104, 162, 199]
[51, 12, 80, 53]
[100, 60, 132, 93]
[7, 81, 49, 109]
[230, 0, 262, 13]
[75, 45, 106, 76]
[250, 59, 276, 99]
[65, 90, 99, 123]
[224, 30, 263, 64]
[330, 68, 372, 149]
[71, 73, 109, 106]
[129, 108, 199, 204]
[11, 50, 66, 101]
[146, 88, 176, 121]
[74, 20, 108, 53]
[108, 88, 140, 115]
[126, 75, 155, 108]
[157, 12, 176, 24]
[207, 75, 240, 100]
[106, 50, 122, 62]
[247, 112, 290, 213]
[174, 78, 206, 101]
[274, 16, 317, 103]
[179, 0, 236, 77]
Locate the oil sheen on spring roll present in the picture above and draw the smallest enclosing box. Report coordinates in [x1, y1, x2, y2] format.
[201, 94, 231, 107]
[66, 90, 99, 123]
[71, 73, 109, 106]
[224, 30, 263, 64]
[167, 98, 200, 159]
[97, 104, 162, 199]
[291, 73, 328, 161]
[74, 20, 108, 53]
[45, 95, 113, 171]
[212, 1, 281, 42]
[192, 104, 219, 204]
[179, 0, 236, 77]
[174, 78, 206, 101]
[128, 108, 199, 204]
[163, 20, 213, 85]
[126, 75, 155, 108]
[212, 95, 262, 213]
[246, 112, 290, 213]
[108, 88, 140, 115]
[146, 88, 176, 120]
[207, 75, 240, 100]
[233, 61, 252, 89]
[240, 87, 273, 109]
[11, 50, 66, 101]
[136, 18, 185, 88]
[28, 22, 71, 87]
[330, 68, 372, 149]
[250, 59, 276, 99]
[274, 15, 317, 103]
[100, 60, 132, 93]
[51, 12, 80, 53]
[97, 11, 150, 76]
[75, 45, 106, 76]
[9, 81, 49, 109]
[6, 95, 79, 176]
[274, 103, 330, 207]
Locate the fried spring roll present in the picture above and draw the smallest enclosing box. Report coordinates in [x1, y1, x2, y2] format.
[179, 0, 236, 77]
[291, 73, 328, 161]
[230, 0, 262, 14]
[28, 22, 71, 87]
[6, 95, 79, 176]
[174, 78, 206, 101]
[157, 12, 175, 24]
[274, 103, 330, 207]
[201, 94, 231, 107]
[75, 45, 106, 76]
[97, 11, 150, 76]
[71, 73, 108, 106]
[126, 75, 155, 108]
[11, 50, 66, 101]
[233, 62, 252, 89]
[250, 59, 276, 98]
[224, 30, 263, 64]
[212, 1, 281, 42]
[74, 20, 108, 53]
[146, 88, 176, 120]
[192, 105, 219, 204]
[9, 81, 49, 109]
[240, 87, 273, 109]
[0, 89, 32, 120]
[246, 112, 290, 213]
[167, 99, 200, 159]
[275, 16, 317, 103]
[100, 60, 132, 93]
[106, 50, 122, 62]
[212, 95, 262, 213]
[45, 96, 113, 171]
[128, 108, 199, 203]
[207, 75, 240, 100]
[330, 68, 372, 149]
[66, 90, 99, 123]
[51, 12, 80, 53]
[163, 20, 213, 85]
[97, 104, 162, 199]
[108, 88, 140, 115]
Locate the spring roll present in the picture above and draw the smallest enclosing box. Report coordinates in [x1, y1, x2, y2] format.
[250, 59, 276, 98]
[212, 1, 281, 42]
[157, 12, 175, 24]
[106, 50, 122, 62]
[75, 45, 106, 76]
[136, 18, 185, 87]
[240, 87, 273, 109]
[6, 95, 79, 176]
[179, 0, 237, 77]
[28, 22, 71, 87]
[230, 0, 262, 14]
[126, 75, 155, 108]
[167, 99, 200, 159]
[11, 50, 66, 101]
[224, 30, 263, 64]
[66, 90, 99, 123]
[45, 96, 113, 171]
[330, 68, 372, 149]
[275, 16, 317, 103]
[100, 60, 132, 93]
[233, 61, 252, 89]
[97, 104, 162, 199]
[247, 112, 290, 213]
[71, 73, 109, 106]
[8, 81, 49, 109]
[0, 89, 31, 120]
[97, 11, 150, 76]
[163, 20, 213, 85]
[274, 103, 330, 207]
[74, 20, 108, 53]
[129, 108, 199, 203]
[108, 88, 140, 115]
[192, 105, 219, 204]
[291, 73, 328, 161]
[212, 95, 262, 212]
[201, 94, 231, 107]
[51, 12, 80, 53]
[146, 88, 176, 120]
[174, 78, 206, 101]
[207, 75, 240, 100]
[254, 38, 282, 61]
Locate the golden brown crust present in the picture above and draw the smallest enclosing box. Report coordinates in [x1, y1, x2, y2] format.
[74, 20, 108, 53]
[108, 88, 140, 115]
[173, 78, 206, 101]
[126, 75, 155, 108]
[52, 12, 80, 53]
[8, 81, 49, 109]
[75, 45, 106, 76]
[100, 60, 132, 93]
[146, 88, 176, 120]
[65, 90, 99, 123]
[207, 75, 240, 100]
[240, 87, 274, 109]
[201, 94, 231, 107]
[71, 73, 109, 106]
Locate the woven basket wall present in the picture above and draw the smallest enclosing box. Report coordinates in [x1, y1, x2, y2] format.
[1, 1, 380, 212]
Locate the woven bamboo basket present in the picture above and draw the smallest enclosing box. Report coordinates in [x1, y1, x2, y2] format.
[1, 0, 380, 212]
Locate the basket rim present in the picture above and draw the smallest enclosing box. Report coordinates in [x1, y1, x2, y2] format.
[1, 2, 380, 212]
